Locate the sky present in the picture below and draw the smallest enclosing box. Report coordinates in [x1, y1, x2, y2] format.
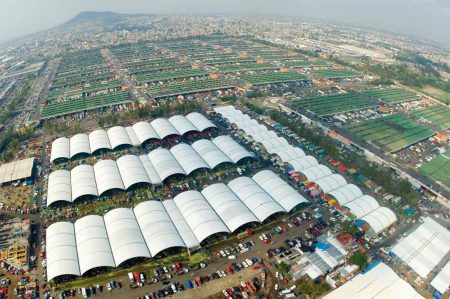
[1, 0, 449, 44]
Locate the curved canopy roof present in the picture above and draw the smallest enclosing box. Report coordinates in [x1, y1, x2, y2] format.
[139, 155, 162, 185]
[134, 201, 186, 256]
[46, 222, 80, 281]
[69, 134, 91, 158]
[173, 191, 230, 243]
[300, 165, 333, 181]
[107, 126, 132, 149]
[249, 130, 278, 143]
[89, 130, 111, 153]
[191, 139, 232, 168]
[344, 195, 380, 218]
[313, 174, 347, 194]
[132, 121, 160, 143]
[213, 135, 253, 163]
[50, 137, 70, 162]
[151, 118, 179, 139]
[125, 127, 140, 146]
[260, 137, 290, 154]
[328, 184, 363, 206]
[116, 155, 151, 189]
[288, 156, 319, 171]
[228, 177, 285, 222]
[168, 115, 198, 135]
[235, 119, 259, 130]
[71, 165, 98, 201]
[273, 147, 305, 162]
[202, 183, 259, 232]
[170, 143, 210, 174]
[47, 170, 72, 206]
[148, 148, 186, 181]
[163, 200, 200, 249]
[361, 207, 397, 234]
[74, 215, 115, 275]
[104, 208, 151, 266]
[185, 112, 216, 131]
[50, 113, 214, 162]
[93, 160, 125, 195]
[252, 170, 309, 211]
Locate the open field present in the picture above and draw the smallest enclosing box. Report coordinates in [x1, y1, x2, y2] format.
[419, 149, 450, 189]
[410, 105, 450, 130]
[422, 85, 450, 103]
[344, 114, 435, 152]
[292, 92, 377, 116]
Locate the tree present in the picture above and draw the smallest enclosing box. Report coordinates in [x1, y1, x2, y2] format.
[349, 252, 368, 270]
[295, 279, 330, 298]
[279, 261, 290, 274]
[340, 221, 360, 236]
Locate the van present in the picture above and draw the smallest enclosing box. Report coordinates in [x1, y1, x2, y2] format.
[128, 272, 134, 283]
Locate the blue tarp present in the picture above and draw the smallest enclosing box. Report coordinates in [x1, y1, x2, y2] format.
[316, 242, 330, 250]
[363, 258, 382, 274]
[355, 220, 365, 227]
[433, 290, 442, 299]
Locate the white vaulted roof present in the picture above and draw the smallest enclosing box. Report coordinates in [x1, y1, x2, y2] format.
[93, 160, 125, 195]
[89, 130, 111, 153]
[191, 139, 232, 168]
[47, 170, 72, 206]
[344, 195, 380, 218]
[249, 130, 278, 143]
[163, 200, 200, 249]
[74, 215, 115, 275]
[103, 208, 151, 265]
[132, 121, 160, 143]
[148, 148, 186, 181]
[300, 165, 332, 181]
[46, 222, 80, 281]
[116, 155, 150, 189]
[252, 170, 309, 211]
[361, 207, 397, 235]
[170, 143, 210, 174]
[71, 165, 98, 201]
[50, 137, 70, 162]
[202, 183, 259, 232]
[185, 112, 216, 131]
[139, 155, 162, 185]
[288, 156, 319, 171]
[125, 126, 141, 146]
[134, 201, 186, 257]
[392, 216, 450, 278]
[213, 135, 253, 163]
[107, 126, 132, 149]
[168, 115, 198, 135]
[273, 147, 306, 162]
[151, 118, 179, 139]
[313, 174, 347, 194]
[228, 176, 285, 222]
[70, 134, 91, 158]
[328, 184, 363, 206]
[323, 262, 424, 299]
[260, 137, 290, 154]
[430, 261, 450, 294]
[173, 191, 230, 243]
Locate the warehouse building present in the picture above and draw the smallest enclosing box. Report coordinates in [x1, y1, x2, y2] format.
[46, 170, 309, 282]
[50, 112, 216, 162]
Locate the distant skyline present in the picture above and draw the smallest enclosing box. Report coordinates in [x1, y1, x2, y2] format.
[1, 0, 450, 45]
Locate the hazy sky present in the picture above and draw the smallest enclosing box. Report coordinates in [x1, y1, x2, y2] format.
[1, 0, 450, 44]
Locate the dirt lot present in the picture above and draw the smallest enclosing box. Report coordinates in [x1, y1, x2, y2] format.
[0, 184, 33, 210]
[422, 85, 450, 103]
